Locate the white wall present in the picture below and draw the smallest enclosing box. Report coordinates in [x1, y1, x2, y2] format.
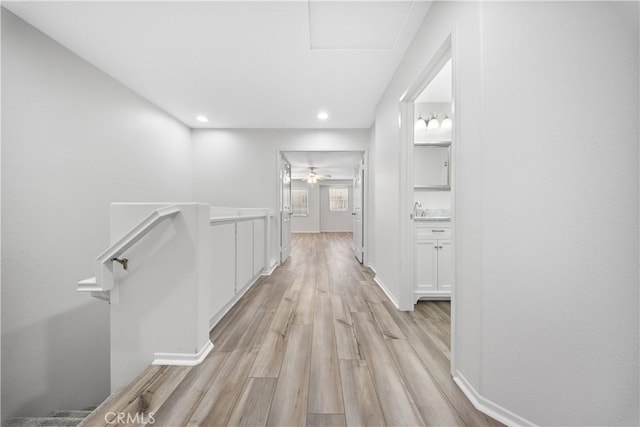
[479, 3, 638, 424]
[366, 127, 376, 269]
[109, 203, 211, 391]
[1, 8, 4, 418]
[191, 129, 369, 263]
[1, 10, 192, 420]
[373, 1, 638, 425]
[319, 181, 353, 232]
[413, 191, 450, 210]
[291, 180, 320, 233]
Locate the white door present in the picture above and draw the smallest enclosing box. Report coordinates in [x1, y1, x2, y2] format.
[416, 239, 438, 291]
[352, 161, 364, 263]
[280, 157, 292, 263]
[437, 239, 453, 290]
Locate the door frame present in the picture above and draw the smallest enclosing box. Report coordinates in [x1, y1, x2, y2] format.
[277, 152, 292, 264]
[276, 149, 369, 265]
[398, 34, 458, 376]
[352, 157, 365, 263]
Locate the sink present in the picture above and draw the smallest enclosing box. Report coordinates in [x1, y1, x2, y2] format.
[415, 208, 450, 221]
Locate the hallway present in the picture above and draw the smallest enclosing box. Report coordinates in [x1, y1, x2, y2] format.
[84, 232, 500, 426]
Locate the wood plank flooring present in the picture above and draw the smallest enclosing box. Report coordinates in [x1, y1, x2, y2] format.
[83, 232, 502, 427]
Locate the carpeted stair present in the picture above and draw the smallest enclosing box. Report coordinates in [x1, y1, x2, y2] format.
[3, 408, 94, 427]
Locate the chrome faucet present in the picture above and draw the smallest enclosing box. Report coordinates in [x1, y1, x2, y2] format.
[413, 201, 422, 219]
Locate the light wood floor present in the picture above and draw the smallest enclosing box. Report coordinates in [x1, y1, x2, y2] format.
[84, 232, 502, 427]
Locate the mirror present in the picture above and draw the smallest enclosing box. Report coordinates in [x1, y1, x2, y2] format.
[414, 144, 450, 190]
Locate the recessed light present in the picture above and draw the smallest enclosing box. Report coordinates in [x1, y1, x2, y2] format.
[317, 111, 329, 121]
[196, 115, 209, 123]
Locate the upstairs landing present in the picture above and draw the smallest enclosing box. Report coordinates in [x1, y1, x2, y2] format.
[81, 232, 501, 427]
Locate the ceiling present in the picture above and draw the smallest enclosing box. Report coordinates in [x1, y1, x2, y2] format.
[4, 1, 433, 129]
[285, 151, 363, 180]
[416, 58, 451, 103]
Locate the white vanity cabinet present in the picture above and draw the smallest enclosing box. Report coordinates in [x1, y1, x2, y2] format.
[415, 222, 452, 301]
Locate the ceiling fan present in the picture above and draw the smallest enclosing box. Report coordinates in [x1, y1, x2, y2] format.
[301, 167, 331, 184]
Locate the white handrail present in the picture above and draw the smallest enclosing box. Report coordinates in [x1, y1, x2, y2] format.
[209, 214, 268, 225]
[91, 205, 180, 291]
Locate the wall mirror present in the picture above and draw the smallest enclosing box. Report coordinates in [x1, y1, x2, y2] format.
[414, 144, 450, 190]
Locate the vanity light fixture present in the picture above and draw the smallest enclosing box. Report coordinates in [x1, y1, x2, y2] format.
[415, 114, 428, 131]
[317, 111, 329, 121]
[440, 114, 452, 130]
[416, 113, 440, 131]
[196, 115, 209, 123]
[426, 113, 440, 131]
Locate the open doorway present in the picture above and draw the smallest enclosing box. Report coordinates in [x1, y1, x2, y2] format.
[279, 150, 366, 264]
[399, 36, 456, 373]
[413, 59, 453, 301]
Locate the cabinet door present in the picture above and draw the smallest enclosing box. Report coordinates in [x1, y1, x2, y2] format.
[236, 221, 254, 293]
[253, 219, 265, 276]
[210, 223, 236, 319]
[437, 239, 453, 290]
[416, 239, 438, 291]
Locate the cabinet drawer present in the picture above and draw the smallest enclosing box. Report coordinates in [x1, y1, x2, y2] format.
[416, 224, 451, 238]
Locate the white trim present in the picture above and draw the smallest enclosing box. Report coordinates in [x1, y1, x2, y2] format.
[291, 231, 321, 234]
[414, 292, 451, 302]
[366, 263, 377, 275]
[152, 340, 213, 366]
[319, 229, 352, 233]
[453, 371, 536, 427]
[209, 214, 268, 225]
[77, 276, 100, 292]
[262, 260, 278, 276]
[373, 275, 400, 309]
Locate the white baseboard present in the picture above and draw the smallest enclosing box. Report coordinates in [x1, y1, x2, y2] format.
[152, 340, 213, 366]
[320, 229, 352, 233]
[262, 260, 278, 275]
[414, 290, 451, 303]
[373, 274, 400, 309]
[366, 263, 377, 274]
[291, 231, 320, 234]
[453, 371, 535, 427]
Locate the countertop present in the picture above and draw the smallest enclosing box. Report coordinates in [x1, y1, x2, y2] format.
[415, 216, 451, 222]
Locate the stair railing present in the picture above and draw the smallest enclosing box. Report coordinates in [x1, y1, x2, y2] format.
[77, 205, 180, 294]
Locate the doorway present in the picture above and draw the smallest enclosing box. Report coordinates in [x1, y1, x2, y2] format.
[399, 35, 456, 374]
[278, 150, 366, 264]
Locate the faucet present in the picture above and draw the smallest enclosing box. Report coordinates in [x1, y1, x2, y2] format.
[413, 201, 422, 219]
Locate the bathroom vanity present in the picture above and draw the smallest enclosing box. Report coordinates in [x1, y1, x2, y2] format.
[414, 219, 452, 301]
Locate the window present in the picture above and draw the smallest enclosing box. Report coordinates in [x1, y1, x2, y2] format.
[329, 187, 349, 211]
[292, 189, 308, 216]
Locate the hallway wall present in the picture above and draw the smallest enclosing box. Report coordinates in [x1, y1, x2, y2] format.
[191, 129, 369, 265]
[1, 10, 193, 420]
[372, 1, 638, 425]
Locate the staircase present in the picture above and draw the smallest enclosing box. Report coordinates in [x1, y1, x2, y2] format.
[3, 409, 94, 427]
